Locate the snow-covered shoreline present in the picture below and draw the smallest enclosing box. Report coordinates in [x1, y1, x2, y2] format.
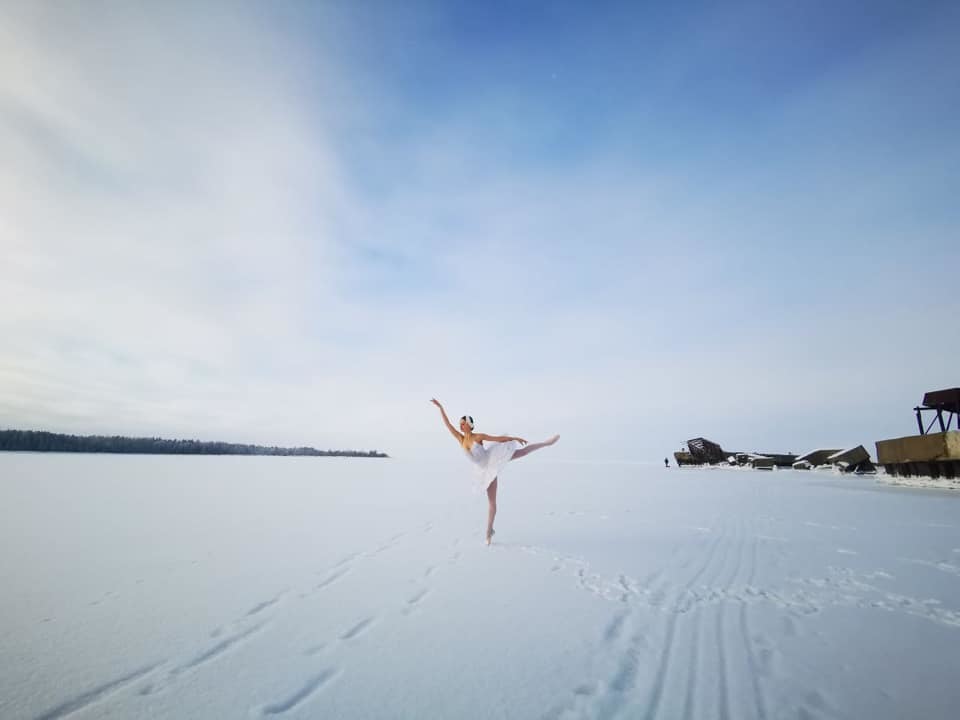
[688, 460, 960, 491]
[876, 474, 960, 491]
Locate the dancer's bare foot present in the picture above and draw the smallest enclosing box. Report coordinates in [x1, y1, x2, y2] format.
[486, 528, 495, 546]
[546, 434, 560, 445]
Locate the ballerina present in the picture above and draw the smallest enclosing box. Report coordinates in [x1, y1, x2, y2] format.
[430, 398, 559, 545]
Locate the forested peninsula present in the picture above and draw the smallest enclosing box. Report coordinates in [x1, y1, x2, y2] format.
[0, 430, 388, 457]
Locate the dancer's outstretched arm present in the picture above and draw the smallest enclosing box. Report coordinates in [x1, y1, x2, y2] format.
[430, 399, 463, 444]
[474, 433, 527, 445]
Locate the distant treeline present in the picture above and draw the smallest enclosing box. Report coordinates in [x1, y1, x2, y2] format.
[0, 430, 388, 458]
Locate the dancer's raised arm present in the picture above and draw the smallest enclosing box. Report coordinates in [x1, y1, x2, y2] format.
[474, 433, 527, 445]
[430, 399, 463, 444]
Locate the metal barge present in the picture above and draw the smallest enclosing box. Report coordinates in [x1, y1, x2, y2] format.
[876, 388, 960, 479]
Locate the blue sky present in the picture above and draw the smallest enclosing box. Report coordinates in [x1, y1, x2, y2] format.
[1, 1, 958, 460]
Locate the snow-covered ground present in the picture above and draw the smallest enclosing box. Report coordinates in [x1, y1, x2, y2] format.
[2, 454, 960, 719]
[876, 473, 960, 492]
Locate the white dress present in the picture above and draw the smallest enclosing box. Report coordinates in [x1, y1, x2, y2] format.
[464, 440, 521, 492]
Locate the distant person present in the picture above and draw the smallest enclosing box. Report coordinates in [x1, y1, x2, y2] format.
[664, 457, 669, 468]
[430, 398, 559, 545]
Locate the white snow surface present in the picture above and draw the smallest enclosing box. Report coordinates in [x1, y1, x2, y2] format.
[2, 454, 960, 720]
[877, 473, 960, 492]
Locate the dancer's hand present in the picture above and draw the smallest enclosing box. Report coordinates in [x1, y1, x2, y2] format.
[430, 398, 443, 409]
[514, 437, 528, 445]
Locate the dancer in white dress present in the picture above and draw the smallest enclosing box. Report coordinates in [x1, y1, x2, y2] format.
[430, 398, 559, 545]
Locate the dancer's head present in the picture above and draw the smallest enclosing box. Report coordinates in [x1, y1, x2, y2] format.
[459, 415, 474, 433]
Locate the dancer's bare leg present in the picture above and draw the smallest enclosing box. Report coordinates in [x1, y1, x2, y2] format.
[486, 478, 498, 545]
[511, 434, 560, 461]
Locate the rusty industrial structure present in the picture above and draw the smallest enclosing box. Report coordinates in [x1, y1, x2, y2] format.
[686, 437, 727, 464]
[877, 388, 960, 479]
[912, 388, 960, 435]
[671, 388, 960, 481]
[674, 438, 798, 469]
[674, 439, 867, 473]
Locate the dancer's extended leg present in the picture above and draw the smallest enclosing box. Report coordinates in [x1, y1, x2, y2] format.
[510, 435, 559, 461]
[486, 478, 498, 545]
